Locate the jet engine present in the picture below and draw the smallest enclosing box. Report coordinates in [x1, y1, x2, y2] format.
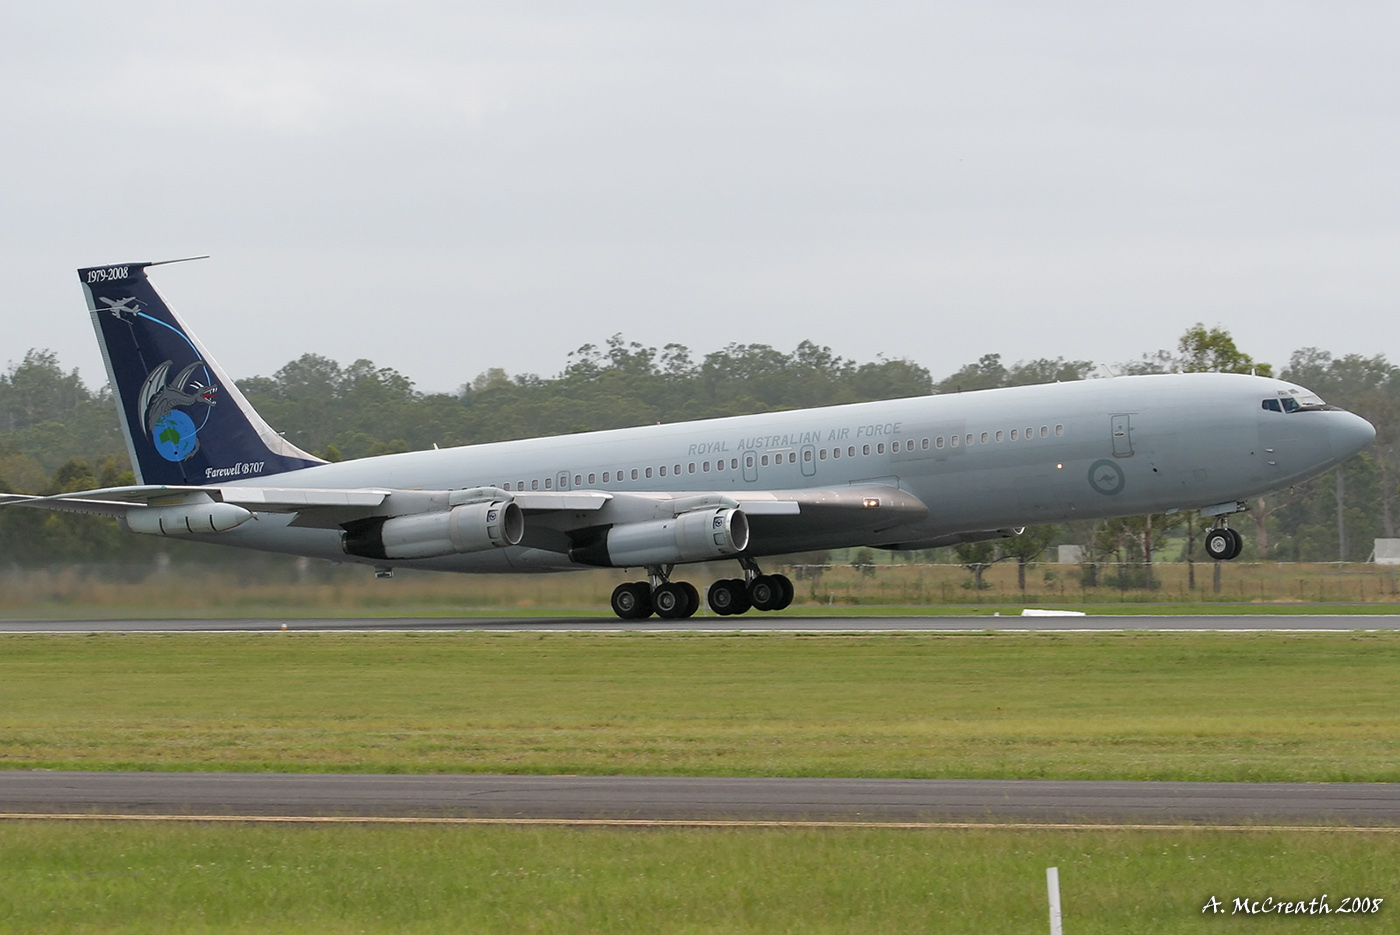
[342, 499, 523, 560]
[126, 502, 254, 536]
[570, 507, 749, 567]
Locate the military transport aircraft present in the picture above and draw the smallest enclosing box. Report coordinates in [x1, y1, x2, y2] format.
[0, 259, 1376, 618]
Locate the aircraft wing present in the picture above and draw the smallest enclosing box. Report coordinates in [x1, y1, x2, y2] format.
[2, 481, 928, 560]
[1, 485, 393, 519]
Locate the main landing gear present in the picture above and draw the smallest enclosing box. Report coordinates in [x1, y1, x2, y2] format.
[608, 558, 794, 619]
[1204, 520, 1244, 561]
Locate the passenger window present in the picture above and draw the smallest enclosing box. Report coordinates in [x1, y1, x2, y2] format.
[1054, 424, 1063, 436]
[518, 480, 525, 489]
[589, 473, 596, 484]
[602, 472, 610, 483]
[936, 437, 945, 449]
[659, 465, 667, 476]
[1026, 427, 1033, 439]
[703, 461, 711, 471]
[503, 482, 512, 491]
[1040, 426, 1049, 438]
[804, 449, 813, 462]
[980, 432, 989, 444]
[761, 455, 769, 466]
[966, 434, 973, 446]
[818, 449, 826, 460]
[675, 464, 681, 475]
[922, 438, 930, 450]
[995, 431, 1003, 442]
[645, 467, 653, 478]
[531, 480, 539, 490]
[630, 469, 638, 480]
[689, 462, 697, 473]
[847, 446, 855, 457]
[950, 435, 959, 448]
[877, 443, 885, 454]
[1010, 429, 1018, 440]
[746, 455, 755, 467]
[862, 444, 871, 456]
[575, 474, 582, 486]
[545, 478, 553, 489]
[731, 458, 738, 470]
[832, 447, 841, 459]
[788, 452, 797, 463]
[891, 441, 900, 453]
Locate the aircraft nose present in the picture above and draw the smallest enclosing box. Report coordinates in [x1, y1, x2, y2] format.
[1331, 410, 1376, 460]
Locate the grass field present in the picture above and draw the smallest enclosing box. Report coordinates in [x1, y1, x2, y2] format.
[1, 821, 1394, 934]
[4, 630, 1397, 932]
[2, 632, 1398, 781]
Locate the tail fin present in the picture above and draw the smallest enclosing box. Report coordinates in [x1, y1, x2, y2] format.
[79, 259, 324, 486]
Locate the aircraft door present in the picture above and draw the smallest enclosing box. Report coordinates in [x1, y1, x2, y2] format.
[1110, 415, 1134, 458]
[800, 445, 817, 477]
[742, 452, 758, 483]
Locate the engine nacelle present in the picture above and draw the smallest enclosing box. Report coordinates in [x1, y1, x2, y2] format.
[126, 502, 253, 536]
[570, 507, 749, 567]
[343, 499, 524, 561]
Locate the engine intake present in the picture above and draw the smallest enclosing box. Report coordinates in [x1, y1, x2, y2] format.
[343, 500, 524, 560]
[570, 507, 749, 567]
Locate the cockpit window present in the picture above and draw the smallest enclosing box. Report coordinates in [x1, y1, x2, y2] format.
[1264, 392, 1330, 413]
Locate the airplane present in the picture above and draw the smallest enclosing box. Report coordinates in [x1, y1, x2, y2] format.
[1, 259, 1377, 618]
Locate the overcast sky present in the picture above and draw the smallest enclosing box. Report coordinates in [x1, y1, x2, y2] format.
[4, 2, 1397, 393]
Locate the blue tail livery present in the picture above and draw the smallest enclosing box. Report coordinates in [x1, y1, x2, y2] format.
[79, 259, 324, 486]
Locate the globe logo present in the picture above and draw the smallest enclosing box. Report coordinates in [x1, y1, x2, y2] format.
[152, 410, 199, 462]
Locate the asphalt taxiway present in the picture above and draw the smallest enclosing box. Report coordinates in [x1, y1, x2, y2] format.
[1, 772, 1396, 827]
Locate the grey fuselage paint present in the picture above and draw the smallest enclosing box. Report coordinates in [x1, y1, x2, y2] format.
[197, 371, 1375, 573]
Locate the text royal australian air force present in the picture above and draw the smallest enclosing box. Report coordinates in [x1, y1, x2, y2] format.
[691, 421, 903, 455]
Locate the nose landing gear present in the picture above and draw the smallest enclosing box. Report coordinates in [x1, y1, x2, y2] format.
[1204, 522, 1244, 561]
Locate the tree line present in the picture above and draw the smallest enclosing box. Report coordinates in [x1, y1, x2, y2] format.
[1, 326, 1396, 572]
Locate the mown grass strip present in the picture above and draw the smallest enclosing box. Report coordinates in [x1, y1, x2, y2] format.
[1, 631, 1398, 781]
[1, 821, 1393, 934]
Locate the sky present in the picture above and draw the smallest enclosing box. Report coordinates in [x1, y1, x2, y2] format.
[4, 2, 1397, 393]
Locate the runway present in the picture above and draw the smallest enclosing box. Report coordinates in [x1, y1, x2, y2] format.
[1, 772, 1396, 827]
[1, 613, 1399, 633]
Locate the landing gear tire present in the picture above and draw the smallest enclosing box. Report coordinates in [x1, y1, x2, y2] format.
[749, 575, 786, 612]
[771, 573, 794, 610]
[611, 581, 654, 619]
[707, 578, 751, 616]
[1226, 528, 1243, 559]
[653, 582, 698, 619]
[1205, 527, 1243, 561]
[678, 582, 700, 617]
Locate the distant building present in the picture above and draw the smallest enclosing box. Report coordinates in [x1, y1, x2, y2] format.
[1057, 545, 1086, 564]
[1373, 539, 1400, 564]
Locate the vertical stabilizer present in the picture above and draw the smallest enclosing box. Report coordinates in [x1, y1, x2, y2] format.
[79, 260, 324, 486]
